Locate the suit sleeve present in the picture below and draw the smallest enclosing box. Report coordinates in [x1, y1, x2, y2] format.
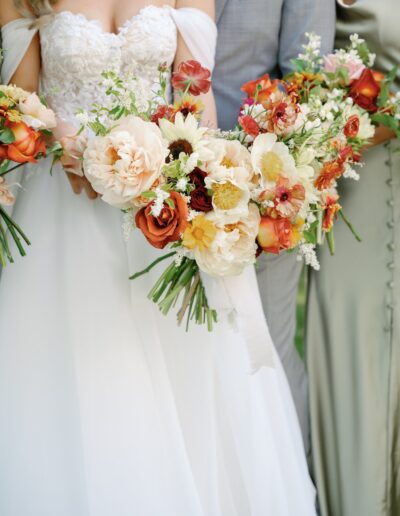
[278, 0, 336, 76]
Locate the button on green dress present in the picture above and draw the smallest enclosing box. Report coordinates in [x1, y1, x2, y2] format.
[306, 1, 400, 515]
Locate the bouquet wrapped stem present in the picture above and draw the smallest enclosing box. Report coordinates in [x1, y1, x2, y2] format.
[131, 253, 217, 331]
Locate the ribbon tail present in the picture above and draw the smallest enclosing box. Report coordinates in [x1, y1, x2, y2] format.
[201, 266, 275, 374]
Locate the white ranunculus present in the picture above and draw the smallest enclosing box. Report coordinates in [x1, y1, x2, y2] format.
[83, 116, 168, 208]
[194, 204, 260, 277]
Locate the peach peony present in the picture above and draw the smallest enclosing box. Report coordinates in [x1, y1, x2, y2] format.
[83, 116, 168, 208]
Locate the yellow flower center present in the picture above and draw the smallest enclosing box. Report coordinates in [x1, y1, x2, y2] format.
[182, 215, 217, 251]
[260, 151, 283, 182]
[212, 181, 243, 211]
[108, 146, 120, 166]
[221, 156, 235, 168]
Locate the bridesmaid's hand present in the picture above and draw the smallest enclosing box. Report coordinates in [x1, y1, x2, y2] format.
[60, 135, 98, 200]
[363, 125, 396, 152]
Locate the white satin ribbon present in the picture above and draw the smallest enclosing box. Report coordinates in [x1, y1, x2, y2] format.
[201, 266, 275, 374]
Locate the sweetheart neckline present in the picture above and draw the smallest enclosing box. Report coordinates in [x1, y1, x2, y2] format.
[49, 5, 171, 36]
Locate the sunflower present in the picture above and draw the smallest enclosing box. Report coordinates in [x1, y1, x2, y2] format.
[159, 112, 213, 162]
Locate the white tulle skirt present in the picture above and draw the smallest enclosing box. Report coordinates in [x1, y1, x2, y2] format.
[0, 162, 316, 516]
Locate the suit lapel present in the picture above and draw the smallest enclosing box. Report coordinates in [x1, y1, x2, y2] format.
[216, 0, 229, 23]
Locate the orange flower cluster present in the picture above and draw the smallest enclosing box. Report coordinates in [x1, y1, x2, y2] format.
[0, 120, 46, 164]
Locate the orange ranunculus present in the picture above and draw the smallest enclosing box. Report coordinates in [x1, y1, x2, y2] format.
[2, 120, 46, 163]
[239, 115, 260, 138]
[257, 216, 294, 254]
[344, 115, 360, 138]
[323, 194, 341, 232]
[349, 68, 381, 113]
[135, 191, 188, 249]
[241, 74, 279, 102]
[314, 160, 345, 191]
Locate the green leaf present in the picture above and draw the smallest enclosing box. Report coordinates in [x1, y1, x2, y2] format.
[165, 198, 175, 209]
[0, 127, 15, 144]
[140, 190, 157, 199]
[371, 113, 400, 137]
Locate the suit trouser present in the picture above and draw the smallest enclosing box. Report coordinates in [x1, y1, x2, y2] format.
[256, 252, 310, 456]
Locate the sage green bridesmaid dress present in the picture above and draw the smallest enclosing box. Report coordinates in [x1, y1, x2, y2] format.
[306, 1, 400, 515]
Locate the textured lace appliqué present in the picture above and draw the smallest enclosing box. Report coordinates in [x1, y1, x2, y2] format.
[39, 6, 177, 123]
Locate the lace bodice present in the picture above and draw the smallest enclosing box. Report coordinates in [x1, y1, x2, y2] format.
[39, 6, 177, 123]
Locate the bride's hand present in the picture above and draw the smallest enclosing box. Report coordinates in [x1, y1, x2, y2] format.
[60, 135, 98, 200]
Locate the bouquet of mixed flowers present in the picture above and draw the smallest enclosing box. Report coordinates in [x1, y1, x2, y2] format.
[233, 33, 399, 260]
[0, 84, 59, 265]
[76, 35, 398, 329]
[77, 61, 280, 330]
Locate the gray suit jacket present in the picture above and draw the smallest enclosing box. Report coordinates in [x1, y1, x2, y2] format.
[214, 0, 336, 130]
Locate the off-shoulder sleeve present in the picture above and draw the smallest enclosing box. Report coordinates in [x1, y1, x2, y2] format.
[168, 7, 217, 71]
[1, 18, 38, 85]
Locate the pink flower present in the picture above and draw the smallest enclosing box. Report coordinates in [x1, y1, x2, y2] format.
[271, 177, 305, 218]
[323, 53, 366, 82]
[172, 60, 211, 96]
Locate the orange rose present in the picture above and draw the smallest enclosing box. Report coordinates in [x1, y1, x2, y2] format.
[241, 74, 279, 102]
[135, 191, 188, 249]
[349, 69, 381, 113]
[1, 120, 46, 164]
[257, 216, 293, 254]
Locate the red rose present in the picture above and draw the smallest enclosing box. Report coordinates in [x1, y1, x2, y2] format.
[172, 60, 211, 96]
[239, 115, 260, 138]
[1, 120, 46, 164]
[344, 115, 360, 138]
[190, 187, 213, 212]
[135, 191, 188, 249]
[189, 167, 207, 188]
[188, 167, 212, 211]
[349, 68, 381, 112]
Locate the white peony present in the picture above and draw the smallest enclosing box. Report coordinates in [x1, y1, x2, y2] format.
[251, 133, 299, 191]
[203, 138, 253, 221]
[194, 204, 260, 277]
[83, 116, 168, 208]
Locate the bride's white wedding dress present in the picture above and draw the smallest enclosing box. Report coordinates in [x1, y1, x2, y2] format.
[0, 6, 317, 516]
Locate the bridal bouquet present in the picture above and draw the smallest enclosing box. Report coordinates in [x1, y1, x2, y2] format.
[233, 33, 399, 261]
[0, 84, 59, 265]
[77, 62, 279, 330]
